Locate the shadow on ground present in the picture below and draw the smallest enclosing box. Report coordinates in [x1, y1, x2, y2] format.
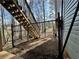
[21, 37, 58, 59]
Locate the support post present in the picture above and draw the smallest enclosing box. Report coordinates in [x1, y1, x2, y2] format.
[1, 7, 6, 44]
[43, 0, 46, 37]
[11, 18, 15, 47]
[0, 28, 3, 51]
[20, 25, 22, 40]
[27, 26, 29, 41]
[57, 12, 63, 59]
[58, 12, 61, 58]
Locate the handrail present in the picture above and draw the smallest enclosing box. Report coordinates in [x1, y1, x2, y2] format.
[13, 0, 40, 37]
[15, 0, 40, 35]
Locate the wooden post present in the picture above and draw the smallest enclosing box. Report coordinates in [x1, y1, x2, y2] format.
[11, 18, 15, 47]
[27, 26, 29, 40]
[0, 28, 3, 51]
[11, 24, 15, 47]
[20, 25, 22, 40]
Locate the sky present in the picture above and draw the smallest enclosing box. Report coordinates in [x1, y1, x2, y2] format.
[29, 0, 55, 22]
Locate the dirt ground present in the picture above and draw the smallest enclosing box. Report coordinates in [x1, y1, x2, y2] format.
[21, 39, 58, 59]
[7, 33, 58, 59]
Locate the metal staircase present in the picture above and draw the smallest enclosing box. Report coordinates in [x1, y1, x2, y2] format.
[0, 0, 40, 38]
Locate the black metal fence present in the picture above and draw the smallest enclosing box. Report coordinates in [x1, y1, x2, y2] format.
[0, 7, 55, 49]
[59, 0, 79, 59]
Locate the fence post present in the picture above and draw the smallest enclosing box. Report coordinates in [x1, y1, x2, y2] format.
[58, 12, 61, 58]
[11, 18, 15, 48]
[56, 12, 63, 59]
[0, 28, 3, 51]
[27, 26, 29, 40]
[20, 25, 22, 40]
